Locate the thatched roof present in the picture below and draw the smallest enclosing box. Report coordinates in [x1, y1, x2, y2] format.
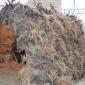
[0, 2, 85, 82]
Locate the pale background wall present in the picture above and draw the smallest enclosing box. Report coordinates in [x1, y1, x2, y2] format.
[27, 0, 61, 11]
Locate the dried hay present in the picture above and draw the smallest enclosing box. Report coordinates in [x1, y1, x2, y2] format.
[0, 23, 16, 53]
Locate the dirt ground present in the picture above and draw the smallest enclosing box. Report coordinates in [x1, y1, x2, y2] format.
[0, 61, 85, 85]
[0, 61, 24, 85]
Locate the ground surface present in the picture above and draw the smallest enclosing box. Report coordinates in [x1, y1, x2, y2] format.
[0, 61, 23, 85]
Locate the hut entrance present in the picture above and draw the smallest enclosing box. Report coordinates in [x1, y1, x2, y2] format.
[0, 23, 26, 65]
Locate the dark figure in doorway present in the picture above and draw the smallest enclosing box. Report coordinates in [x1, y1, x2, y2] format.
[14, 50, 22, 63]
[21, 49, 26, 57]
[12, 40, 22, 63]
[12, 40, 26, 64]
